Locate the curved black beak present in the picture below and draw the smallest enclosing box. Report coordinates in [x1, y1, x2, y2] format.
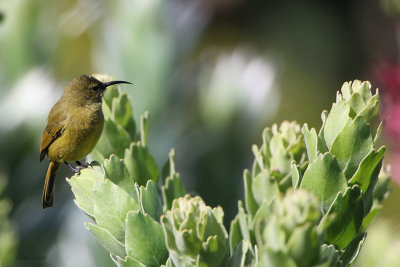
[103, 80, 132, 88]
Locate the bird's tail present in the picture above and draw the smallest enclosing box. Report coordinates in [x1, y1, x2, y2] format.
[42, 161, 60, 209]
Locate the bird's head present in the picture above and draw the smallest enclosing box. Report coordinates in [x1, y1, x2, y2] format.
[64, 75, 132, 105]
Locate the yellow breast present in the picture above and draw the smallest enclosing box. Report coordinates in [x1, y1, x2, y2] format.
[47, 105, 104, 162]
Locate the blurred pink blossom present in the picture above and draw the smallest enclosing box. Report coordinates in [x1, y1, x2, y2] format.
[377, 61, 400, 184]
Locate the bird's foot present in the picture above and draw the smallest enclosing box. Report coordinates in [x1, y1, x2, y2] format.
[75, 161, 93, 169]
[65, 161, 91, 175]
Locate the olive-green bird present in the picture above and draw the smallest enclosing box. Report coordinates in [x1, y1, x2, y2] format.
[40, 75, 131, 209]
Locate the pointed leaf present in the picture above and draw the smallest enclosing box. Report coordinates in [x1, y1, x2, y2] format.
[258, 248, 296, 267]
[300, 153, 347, 210]
[287, 224, 319, 267]
[125, 211, 168, 266]
[302, 124, 318, 163]
[161, 149, 176, 183]
[319, 186, 363, 249]
[243, 169, 258, 217]
[251, 171, 279, 206]
[112, 93, 136, 139]
[115, 256, 147, 267]
[330, 116, 374, 178]
[323, 99, 350, 149]
[140, 111, 149, 147]
[161, 174, 186, 211]
[347, 93, 366, 117]
[104, 154, 138, 199]
[227, 240, 256, 267]
[374, 121, 383, 144]
[317, 111, 329, 154]
[140, 180, 163, 222]
[291, 162, 301, 189]
[348, 147, 385, 193]
[103, 83, 120, 108]
[93, 179, 139, 242]
[318, 244, 341, 267]
[95, 119, 132, 159]
[85, 223, 126, 258]
[67, 165, 104, 217]
[124, 142, 159, 185]
[90, 148, 105, 163]
[340, 232, 367, 266]
[357, 94, 379, 121]
[199, 235, 229, 266]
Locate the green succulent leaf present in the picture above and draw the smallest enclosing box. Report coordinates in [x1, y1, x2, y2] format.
[227, 240, 256, 267]
[93, 179, 139, 242]
[124, 142, 159, 185]
[114, 256, 147, 267]
[243, 169, 258, 217]
[104, 154, 138, 199]
[252, 201, 272, 232]
[67, 164, 104, 217]
[329, 116, 374, 179]
[347, 92, 366, 117]
[202, 207, 228, 243]
[161, 149, 176, 183]
[162, 258, 174, 267]
[96, 119, 132, 159]
[258, 248, 297, 267]
[302, 124, 318, 163]
[348, 147, 385, 193]
[340, 232, 367, 267]
[317, 110, 329, 153]
[355, 94, 379, 121]
[252, 145, 264, 176]
[91, 148, 106, 163]
[229, 201, 254, 255]
[323, 98, 350, 149]
[373, 169, 390, 203]
[102, 82, 120, 108]
[139, 180, 163, 222]
[286, 223, 319, 267]
[161, 174, 186, 211]
[111, 93, 136, 139]
[290, 162, 301, 189]
[199, 235, 229, 266]
[85, 223, 126, 258]
[317, 244, 341, 267]
[140, 111, 149, 147]
[360, 205, 382, 233]
[251, 171, 279, 206]
[161, 195, 228, 266]
[300, 153, 347, 210]
[125, 211, 168, 267]
[260, 216, 286, 251]
[319, 186, 363, 249]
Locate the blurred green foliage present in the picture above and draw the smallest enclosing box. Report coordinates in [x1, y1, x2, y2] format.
[355, 219, 400, 267]
[0, 175, 17, 267]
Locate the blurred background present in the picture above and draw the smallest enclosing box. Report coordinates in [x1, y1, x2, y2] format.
[1, 0, 400, 266]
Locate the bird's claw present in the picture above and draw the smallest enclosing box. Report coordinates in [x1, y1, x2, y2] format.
[82, 162, 93, 169]
[66, 161, 92, 176]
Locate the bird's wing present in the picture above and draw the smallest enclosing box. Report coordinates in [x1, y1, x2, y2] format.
[40, 102, 67, 161]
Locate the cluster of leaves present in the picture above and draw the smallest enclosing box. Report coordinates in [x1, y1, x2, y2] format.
[0, 174, 17, 267]
[230, 80, 390, 266]
[68, 78, 389, 266]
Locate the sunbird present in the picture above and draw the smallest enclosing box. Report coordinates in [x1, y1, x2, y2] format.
[40, 75, 132, 209]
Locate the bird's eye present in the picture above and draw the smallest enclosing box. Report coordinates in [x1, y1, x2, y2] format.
[92, 86, 100, 91]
